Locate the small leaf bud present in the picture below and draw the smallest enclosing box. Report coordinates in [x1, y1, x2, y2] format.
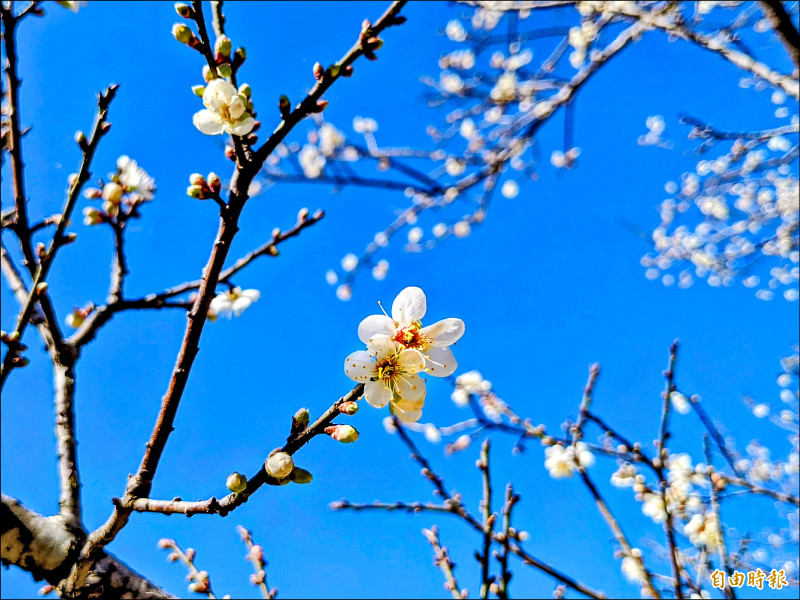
[202, 65, 214, 82]
[291, 468, 313, 484]
[238, 83, 251, 98]
[191, 84, 206, 97]
[226, 472, 247, 493]
[172, 23, 194, 45]
[265, 451, 294, 480]
[217, 63, 232, 78]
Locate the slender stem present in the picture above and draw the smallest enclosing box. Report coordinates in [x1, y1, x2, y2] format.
[479, 439, 494, 599]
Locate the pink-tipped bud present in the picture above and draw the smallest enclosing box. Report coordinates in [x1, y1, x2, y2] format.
[189, 173, 206, 186]
[339, 401, 359, 415]
[325, 424, 359, 443]
[158, 538, 174, 549]
[185, 548, 196, 562]
[313, 62, 324, 80]
[248, 544, 264, 563]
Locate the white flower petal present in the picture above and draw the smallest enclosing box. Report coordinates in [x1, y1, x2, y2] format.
[394, 372, 426, 403]
[203, 78, 236, 109]
[367, 335, 397, 360]
[364, 380, 392, 408]
[391, 399, 423, 423]
[239, 289, 261, 302]
[231, 296, 253, 316]
[345, 350, 373, 382]
[391, 286, 426, 325]
[229, 95, 246, 120]
[396, 348, 425, 374]
[357, 315, 395, 344]
[227, 116, 255, 137]
[193, 110, 224, 135]
[424, 346, 457, 377]
[422, 318, 465, 347]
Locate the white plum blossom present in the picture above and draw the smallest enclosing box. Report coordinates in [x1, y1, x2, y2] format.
[621, 555, 647, 585]
[641, 492, 667, 524]
[670, 391, 691, 414]
[345, 335, 427, 422]
[356, 286, 465, 377]
[207, 287, 260, 320]
[193, 79, 255, 137]
[544, 442, 594, 478]
[299, 144, 325, 178]
[116, 155, 156, 201]
[318, 123, 344, 156]
[684, 512, 723, 550]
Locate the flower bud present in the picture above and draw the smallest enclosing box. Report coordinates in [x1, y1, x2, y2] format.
[172, 23, 194, 45]
[235, 47, 246, 61]
[82, 206, 103, 225]
[174, 3, 192, 18]
[83, 187, 102, 199]
[35, 282, 49, 295]
[191, 84, 206, 97]
[187, 185, 207, 199]
[265, 451, 294, 479]
[279, 95, 291, 118]
[312, 99, 328, 113]
[189, 173, 206, 186]
[102, 200, 119, 217]
[339, 401, 359, 415]
[326, 424, 359, 443]
[207, 172, 221, 192]
[313, 62, 324, 80]
[102, 182, 123, 204]
[226, 471, 247, 493]
[238, 83, 252, 98]
[215, 35, 232, 58]
[293, 407, 310, 429]
[158, 538, 175, 549]
[202, 65, 214, 82]
[217, 63, 232, 78]
[291, 468, 313, 484]
[74, 130, 88, 150]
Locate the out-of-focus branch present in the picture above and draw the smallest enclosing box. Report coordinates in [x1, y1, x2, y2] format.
[478, 439, 494, 599]
[759, 0, 800, 69]
[423, 526, 467, 600]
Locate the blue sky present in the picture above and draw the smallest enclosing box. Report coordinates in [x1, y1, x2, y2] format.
[1, 1, 798, 598]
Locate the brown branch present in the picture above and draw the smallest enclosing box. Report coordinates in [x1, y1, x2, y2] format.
[656, 340, 685, 600]
[478, 439, 494, 599]
[0, 84, 118, 388]
[68, 207, 325, 348]
[125, 384, 365, 517]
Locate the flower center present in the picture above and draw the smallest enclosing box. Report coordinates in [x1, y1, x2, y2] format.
[392, 321, 429, 350]
[220, 103, 234, 124]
